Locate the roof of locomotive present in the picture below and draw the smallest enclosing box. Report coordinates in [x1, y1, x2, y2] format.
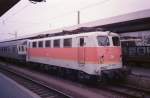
[29, 31, 119, 41]
[0, 31, 119, 44]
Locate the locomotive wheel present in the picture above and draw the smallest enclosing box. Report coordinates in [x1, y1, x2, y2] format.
[77, 71, 85, 82]
[77, 71, 92, 83]
[58, 68, 65, 78]
[65, 69, 75, 80]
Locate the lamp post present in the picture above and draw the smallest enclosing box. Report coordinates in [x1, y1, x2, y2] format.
[77, 11, 80, 25]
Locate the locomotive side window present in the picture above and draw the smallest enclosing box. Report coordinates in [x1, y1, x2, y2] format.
[38, 41, 43, 48]
[97, 36, 109, 46]
[112, 37, 120, 46]
[54, 39, 60, 47]
[80, 38, 84, 47]
[45, 40, 51, 47]
[63, 38, 72, 47]
[32, 42, 37, 48]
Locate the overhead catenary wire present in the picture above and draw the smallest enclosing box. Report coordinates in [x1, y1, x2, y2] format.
[80, 0, 110, 10]
[2, 0, 111, 25]
[0, 0, 111, 41]
[1, 0, 65, 25]
[34, 0, 111, 24]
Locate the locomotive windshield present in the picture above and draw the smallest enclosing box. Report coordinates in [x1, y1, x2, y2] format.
[97, 36, 109, 46]
[112, 36, 120, 46]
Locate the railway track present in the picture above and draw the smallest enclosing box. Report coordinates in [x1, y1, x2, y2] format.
[100, 83, 150, 98]
[0, 66, 72, 98]
[1, 62, 150, 98]
[131, 72, 150, 79]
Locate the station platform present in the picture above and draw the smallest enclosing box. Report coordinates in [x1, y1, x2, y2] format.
[131, 66, 150, 77]
[0, 72, 40, 98]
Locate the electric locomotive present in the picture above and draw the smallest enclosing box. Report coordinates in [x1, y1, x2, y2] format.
[27, 31, 126, 81]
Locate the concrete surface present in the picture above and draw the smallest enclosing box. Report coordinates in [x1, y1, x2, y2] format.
[131, 67, 150, 77]
[0, 73, 41, 98]
[124, 67, 150, 89]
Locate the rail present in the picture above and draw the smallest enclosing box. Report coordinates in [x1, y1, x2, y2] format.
[100, 83, 150, 98]
[0, 66, 72, 98]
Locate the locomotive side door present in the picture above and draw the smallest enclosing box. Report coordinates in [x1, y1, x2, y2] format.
[78, 37, 86, 64]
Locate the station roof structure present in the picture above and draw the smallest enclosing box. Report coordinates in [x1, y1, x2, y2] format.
[88, 9, 150, 33]
[29, 9, 150, 39]
[0, 0, 20, 17]
[65, 9, 150, 33]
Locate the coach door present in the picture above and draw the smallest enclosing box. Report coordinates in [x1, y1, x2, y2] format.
[78, 37, 86, 64]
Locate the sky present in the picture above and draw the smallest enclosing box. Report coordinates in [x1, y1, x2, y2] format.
[0, 0, 150, 41]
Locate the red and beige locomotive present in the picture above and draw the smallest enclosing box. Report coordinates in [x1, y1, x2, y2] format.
[0, 30, 127, 81]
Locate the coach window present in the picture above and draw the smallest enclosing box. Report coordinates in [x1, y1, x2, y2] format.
[3, 47, 5, 52]
[38, 41, 43, 48]
[5, 47, 7, 52]
[32, 42, 37, 48]
[64, 38, 72, 47]
[6, 47, 7, 52]
[54, 39, 60, 47]
[18, 46, 21, 51]
[4, 47, 6, 52]
[1, 48, 3, 52]
[13, 46, 16, 52]
[8, 47, 10, 52]
[97, 36, 109, 46]
[45, 40, 51, 47]
[22, 46, 24, 51]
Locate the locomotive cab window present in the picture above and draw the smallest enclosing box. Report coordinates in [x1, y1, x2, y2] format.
[63, 38, 72, 47]
[112, 36, 120, 46]
[97, 36, 109, 46]
[54, 39, 60, 47]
